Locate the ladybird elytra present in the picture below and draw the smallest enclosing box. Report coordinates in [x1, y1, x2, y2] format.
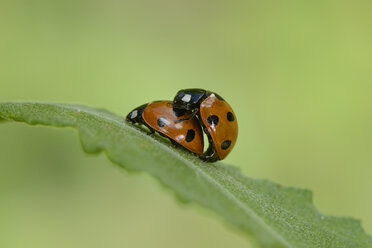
[127, 101, 204, 155]
[199, 93, 238, 160]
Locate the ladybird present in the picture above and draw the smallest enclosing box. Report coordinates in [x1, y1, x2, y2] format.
[126, 101, 204, 155]
[172, 88, 238, 162]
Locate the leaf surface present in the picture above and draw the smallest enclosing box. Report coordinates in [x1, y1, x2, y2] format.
[1, 102, 371, 248]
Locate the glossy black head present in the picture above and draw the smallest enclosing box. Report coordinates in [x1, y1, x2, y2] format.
[126, 103, 148, 123]
[172, 88, 208, 111]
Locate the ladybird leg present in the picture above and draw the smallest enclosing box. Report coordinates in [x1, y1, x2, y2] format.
[150, 131, 177, 147]
[175, 109, 199, 123]
[146, 127, 156, 136]
[168, 138, 179, 147]
[199, 145, 219, 162]
[199, 133, 219, 162]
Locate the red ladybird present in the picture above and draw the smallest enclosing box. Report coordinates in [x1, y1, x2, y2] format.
[172, 89, 238, 162]
[126, 101, 204, 155]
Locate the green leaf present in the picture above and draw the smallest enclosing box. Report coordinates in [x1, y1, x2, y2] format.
[0, 102, 371, 248]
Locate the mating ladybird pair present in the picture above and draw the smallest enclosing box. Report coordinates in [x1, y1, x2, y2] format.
[126, 89, 238, 162]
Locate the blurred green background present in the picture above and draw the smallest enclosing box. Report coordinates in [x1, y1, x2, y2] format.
[1, 0, 371, 247]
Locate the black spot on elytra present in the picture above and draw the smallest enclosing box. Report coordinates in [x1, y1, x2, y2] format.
[221, 140, 231, 150]
[173, 107, 186, 117]
[185, 129, 195, 142]
[207, 115, 219, 126]
[227, 112, 234, 121]
[157, 116, 167, 127]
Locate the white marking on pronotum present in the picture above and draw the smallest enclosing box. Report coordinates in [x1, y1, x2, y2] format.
[131, 110, 138, 119]
[182, 94, 192, 102]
